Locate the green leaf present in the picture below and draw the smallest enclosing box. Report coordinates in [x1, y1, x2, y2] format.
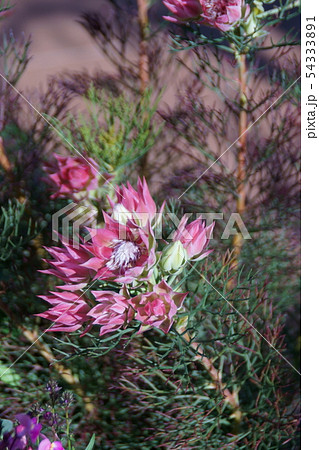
[84, 434, 95, 450]
[0, 418, 13, 439]
[0, 361, 21, 386]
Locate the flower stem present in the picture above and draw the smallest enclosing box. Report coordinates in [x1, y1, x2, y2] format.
[66, 409, 72, 450]
[137, 0, 150, 178]
[0, 136, 12, 172]
[182, 330, 241, 421]
[231, 53, 248, 271]
[257, 0, 300, 19]
[137, 0, 150, 93]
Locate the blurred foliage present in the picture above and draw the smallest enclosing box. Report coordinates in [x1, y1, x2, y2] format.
[46, 87, 162, 177]
[0, 201, 33, 263]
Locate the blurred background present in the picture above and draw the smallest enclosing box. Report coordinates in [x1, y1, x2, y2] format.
[3, 0, 299, 89]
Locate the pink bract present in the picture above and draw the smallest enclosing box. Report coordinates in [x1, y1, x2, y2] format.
[109, 177, 164, 225]
[45, 153, 111, 199]
[88, 291, 134, 335]
[40, 238, 93, 290]
[200, 0, 249, 31]
[36, 291, 90, 332]
[129, 280, 187, 333]
[83, 212, 156, 283]
[173, 215, 214, 260]
[163, 0, 202, 23]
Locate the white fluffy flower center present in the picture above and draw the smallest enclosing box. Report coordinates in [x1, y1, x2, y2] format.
[203, 0, 225, 17]
[106, 240, 141, 271]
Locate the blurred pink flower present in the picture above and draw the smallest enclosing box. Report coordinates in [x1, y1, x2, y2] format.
[0, 8, 14, 20]
[173, 215, 214, 260]
[163, 0, 202, 23]
[45, 153, 111, 199]
[38, 439, 64, 450]
[83, 213, 156, 283]
[163, 0, 249, 31]
[109, 177, 164, 225]
[88, 291, 134, 335]
[129, 280, 187, 333]
[40, 238, 93, 290]
[36, 291, 90, 332]
[200, 0, 249, 31]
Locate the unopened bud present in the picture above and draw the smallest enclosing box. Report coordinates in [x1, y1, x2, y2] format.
[160, 241, 188, 273]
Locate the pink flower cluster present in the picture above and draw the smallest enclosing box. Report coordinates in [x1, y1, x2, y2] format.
[38, 178, 213, 335]
[163, 0, 250, 32]
[44, 153, 112, 200]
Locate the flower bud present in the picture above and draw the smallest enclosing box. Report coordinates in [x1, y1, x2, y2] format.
[175, 314, 189, 334]
[160, 241, 188, 273]
[243, 1, 266, 38]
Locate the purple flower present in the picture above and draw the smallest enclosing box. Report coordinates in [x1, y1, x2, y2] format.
[0, 432, 15, 450]
[15, 415, 42, 444]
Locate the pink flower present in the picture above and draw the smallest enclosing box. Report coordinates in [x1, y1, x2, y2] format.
[173, 215, 214, 260]
[83, 213, 156, 283]
[163, 0, 249, 31]
[40, 238, 93, 290]
[88, 291, 134, 335]
[0, 8, 14, 20]
[36, 291, 91, 332]
[45, 153, 111, 200]
[129, 280, 187, 333]
[109, 177, 164, 226]
[163, 0, 202, 23]
[38, 438, 64, 450]
[200, 0, 249, 32]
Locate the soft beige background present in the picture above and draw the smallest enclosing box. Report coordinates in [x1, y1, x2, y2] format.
[3, 0, 115, 89]
[4, 1, 299, 91]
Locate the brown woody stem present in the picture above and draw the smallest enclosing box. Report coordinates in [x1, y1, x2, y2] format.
[137, 0, 150, 178]
[231, 53, 248, 270]
[0, 136, 12, 173]
[137, 0, 150, 93]
[183, 330, 241, 421]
